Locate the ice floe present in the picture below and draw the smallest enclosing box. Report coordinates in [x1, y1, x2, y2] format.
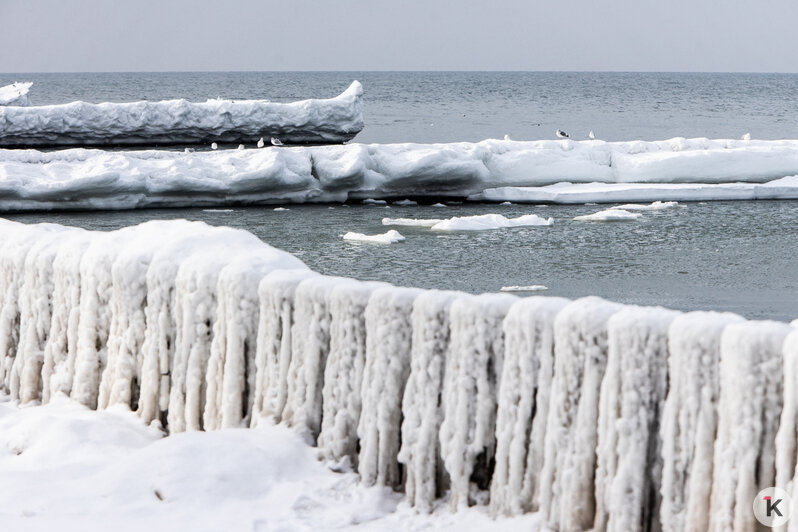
[610, 200, 679, 211]
[0, 81, 363, 147]
[430, 214, 553, 231]
[0, 82, 32, 106]
[574, 209, 643, 222]
[382, 217, 444, 228]
[343, 230, 405, 244]
[500, 285, 548, 292]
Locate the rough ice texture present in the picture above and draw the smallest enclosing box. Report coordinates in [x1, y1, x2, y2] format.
[398, 290, 461, 512]
[490, 296, 569, 517]
[593, 306, 680, 532]
[357, 286, 422, 489]
[539, 296, 623, 531]
[2, 216, 798, 529]
[659, 311, 745, 532]
[0, 81, 363, 147]
[0, 82, 32, 106]
[5, 138, 798, 210]
[709, 321, 792, 532]
[439, 293, 517, 510]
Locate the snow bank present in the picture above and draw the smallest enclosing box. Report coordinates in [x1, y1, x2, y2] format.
[343, 230, 405, 244]
[6, 137, 798, 210]
[1, 217, 797, 530]
[430, 214, 553, 231]
[0, 81, 363, 147]
[574, 209, 643, 222]
[0, 82, 32, 106]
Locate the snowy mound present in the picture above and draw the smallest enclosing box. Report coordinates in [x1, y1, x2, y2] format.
[343, 229, 405, 244]
[0, 218, 796, 531]
[430, 213, 553, 231]
[574, 208, 643, 221]
[0, 81, 363, 147]
[0, 82, 32, 106]
[4, 137, 798, 209]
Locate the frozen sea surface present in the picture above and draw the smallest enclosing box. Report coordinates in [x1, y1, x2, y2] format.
[7, 200, 797, 321]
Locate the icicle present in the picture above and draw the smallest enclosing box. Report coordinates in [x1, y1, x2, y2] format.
[593, 305, 679, 532]
[42, 230, 92, 403]
[358, 286, 422, 488]
[282, 276, 351, 441]
[538, 296, 622, 531]
[489, 296, 569, 517]
[250, 269, 318, 426]
[318, 280, 388, 469]
[398, 290, 462, 512]
[439, 293, 517, 510]
[659, 311, 744, 532]
[709, 320, 792, 532]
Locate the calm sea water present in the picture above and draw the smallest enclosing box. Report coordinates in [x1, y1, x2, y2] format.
[1, 72, 797, 320]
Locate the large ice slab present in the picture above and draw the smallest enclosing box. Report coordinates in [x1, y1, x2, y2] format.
[0, 82, 32, 106]
[4, 137, 798, 210]
[0, 81, 363, 147]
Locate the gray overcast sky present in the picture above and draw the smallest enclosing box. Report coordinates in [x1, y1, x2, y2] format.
[2, 0, 798, 73]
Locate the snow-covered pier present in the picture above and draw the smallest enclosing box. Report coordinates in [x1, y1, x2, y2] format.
[2, 137, 798, 210]
[0, 81, 363, 147]
[0, 218, 795, 530]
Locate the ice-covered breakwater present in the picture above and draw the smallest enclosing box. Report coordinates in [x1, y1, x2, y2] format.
[0, 81, 363, 147]
[1, 217, 796, 531]
[3, 136, 798, 210]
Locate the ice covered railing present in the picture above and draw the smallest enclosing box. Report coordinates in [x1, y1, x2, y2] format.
[0, 82, 32, 107]
[0, 81, 363, 147]
[2, 136, 798, 210]
[1, 217, 796, 531]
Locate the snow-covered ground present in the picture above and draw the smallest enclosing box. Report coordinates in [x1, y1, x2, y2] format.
[0, 81, 363, 147]
[0, 82, 32, 106]
[3, 137, 798, 209]
[0, 217, 796, 532]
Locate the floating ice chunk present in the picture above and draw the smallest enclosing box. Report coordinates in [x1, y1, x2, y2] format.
[362, 199, 388, 206]
[431, 203, 447, 208]
[430, 214, 553, 231]
[610, 200, 678, 211]
[0, 81, 364, 147]
[343, 230, 405, 244]
[273, 207, 289, 211]
[393, 199, 418, 206]
[381, 217, 443, 228]
[499, 201, 513, 206]
[500, 285, 548, 292]
[574, 209, 642, 222]
[0, 82, 32, 106]
[202, 209, 234, 212]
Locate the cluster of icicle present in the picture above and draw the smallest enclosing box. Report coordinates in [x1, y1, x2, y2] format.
[1, 218, 797, 531]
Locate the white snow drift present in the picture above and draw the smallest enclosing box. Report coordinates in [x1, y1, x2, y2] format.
[0, 82, 32, 106]
[4, 137, 798, 209]
[0, 81, 364, 147]
[0, 218, 796, 532]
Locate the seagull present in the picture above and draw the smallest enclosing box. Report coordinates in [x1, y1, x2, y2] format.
[742, 132, 751, 141]
[257, 137, 265, 148]
[211, 142, 218, 150]
[270, 137, 284, 146]
[504, 134, 512, 141]
[556, 129, 570, 139]
[589, 130, 595, 140]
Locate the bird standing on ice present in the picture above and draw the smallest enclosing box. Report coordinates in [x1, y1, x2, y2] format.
[742, 132, 751, 141]
[556, 129, 570, 139]
[589, 130, 595, 140]
[271, 137, 284, 146]
[257, 137, 265, 148]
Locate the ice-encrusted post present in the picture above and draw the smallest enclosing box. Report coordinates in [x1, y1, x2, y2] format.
[659, 311, 744, 532]
[358, 286, 421, 489]
[398, 290, 461, 512]
[439, 293, 517, 510]
[282, 276, 351, 441]
[593, 306, 679, 532]
[489, 296, 570, 517]
[709, 321, 792, 532]
[250, 270, 318, 426]
[538, 296, 622, 531]
[318, 280, 387, 469]
[777, 328, 798, 531]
